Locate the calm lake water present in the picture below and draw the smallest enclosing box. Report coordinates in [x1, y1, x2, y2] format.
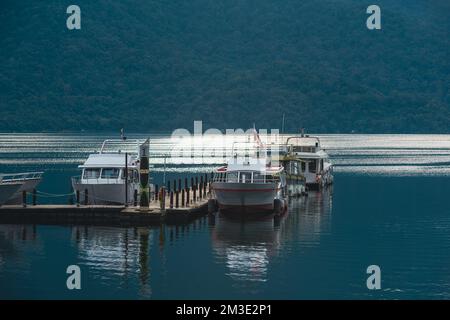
[1, 133, 450, 299]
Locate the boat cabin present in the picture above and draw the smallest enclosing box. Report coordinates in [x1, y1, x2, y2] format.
[213, 161, 284, 184]
[78, 153, 139, 184]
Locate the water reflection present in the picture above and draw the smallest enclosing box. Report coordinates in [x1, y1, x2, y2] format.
[211, 217, 278, 285]
[210, 189, 333, 289]
[283, 188, 333, 246]
[0, 189, 333, 298]
[70, 225, 154, 298]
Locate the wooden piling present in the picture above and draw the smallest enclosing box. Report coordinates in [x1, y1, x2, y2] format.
[186, 187, 190, 207]
[76, 190, 80, 207]
[84, 189, 88, 205]
[181, 189, 185, 207]
[134, 189, 138, 206]
[22, 191, 27, 208]
[32, 189, 37, 206]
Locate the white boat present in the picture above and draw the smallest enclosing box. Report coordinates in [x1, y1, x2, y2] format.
[71, 140, 149, 205]
[0, 182, 22, 205]
[211, 152, 287, 218]
[282, 134, 333, 190]
[0, 172, 43, 205]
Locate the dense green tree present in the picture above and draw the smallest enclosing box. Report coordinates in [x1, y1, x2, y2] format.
[0, 0, 449, 133]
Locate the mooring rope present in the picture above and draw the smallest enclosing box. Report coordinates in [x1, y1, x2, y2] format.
[36, 190, 75, 197]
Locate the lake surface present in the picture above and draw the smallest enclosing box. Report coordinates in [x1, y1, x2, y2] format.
[1, 133, 450, 299]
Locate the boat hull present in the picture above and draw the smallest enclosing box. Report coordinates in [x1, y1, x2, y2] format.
[0, 183, 23, 205]
[72, 182, 140, 205]
[5, 178, 42, 205]
[212, 182, 283, 218]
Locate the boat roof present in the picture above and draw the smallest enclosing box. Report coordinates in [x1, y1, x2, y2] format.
[79, 153, 138, 168]
[288, 149, 329, 159]
[217, 158, 283, 173]
[284, 136, 321, 147]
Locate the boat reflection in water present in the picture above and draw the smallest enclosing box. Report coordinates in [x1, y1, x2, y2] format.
[210, 188, 333, 289]
[283, 187, 333, 246]
[0, 189, 333, 298]
[70, 225, 155, 298]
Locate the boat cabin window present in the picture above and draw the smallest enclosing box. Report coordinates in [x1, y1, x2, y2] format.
[226, 172, 238, 183]
[101, 168, 120, 179]
[83, 168, 101, 179]
[253, 172, 264, 183]
[239, 172, 252, 183]
[309, 161, 317, 173]
[293, 146, 315, 153]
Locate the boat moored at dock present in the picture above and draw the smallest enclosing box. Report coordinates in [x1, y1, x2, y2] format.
[211, 150, 287, 218]
[281, 134, 333, 190]
[0, 172, 43, 205]
[0, 182, 22, 205]
[71, 140, 152, 205]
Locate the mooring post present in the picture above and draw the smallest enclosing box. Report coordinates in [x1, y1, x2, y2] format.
[168, 180, 171, 193]
[124, 152, 128, 207]
[139, 139, 150, 209]
[32, 188, 37, 206]
[175, 191, 179, 208]
[200, 176, 204, 199]
[160, 186, 166, 210]
[134, 189, 138, 206]
[22, 191, 27, 208]
[170, 191, 174, 209]
[155, 184, 159, 201]
[195, 177, 198, 201]
[186, 187, 190, 207]
[84, 189, 88, 205]
[76, 190, 80, 207]
[193, 184, 196, 203]
[181, 189, 185, 207]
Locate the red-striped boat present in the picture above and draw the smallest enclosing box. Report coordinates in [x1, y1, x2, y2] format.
[211, 156, 287, 218]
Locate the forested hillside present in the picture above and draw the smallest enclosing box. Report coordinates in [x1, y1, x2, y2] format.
[0, 0, 449, 133]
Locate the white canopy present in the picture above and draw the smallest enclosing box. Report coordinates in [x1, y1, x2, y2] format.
[78, 153, 138, 168]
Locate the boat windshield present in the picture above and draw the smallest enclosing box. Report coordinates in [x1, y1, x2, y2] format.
[239, 172, 252, 183]
[101, 168, 120, 179]
[292, 146, 316, 153]
[83, 168, 101, 179]
[226, 172, 238, 183]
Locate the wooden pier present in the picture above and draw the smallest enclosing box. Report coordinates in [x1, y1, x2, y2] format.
[0, 175, 214, 226]
[0, 200, 209, 226]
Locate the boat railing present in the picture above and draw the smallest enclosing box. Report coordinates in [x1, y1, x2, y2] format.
[99, 139, 142, 154]
[212, 175, 280, 184]
[0, 172, 43, 183]
[72, 175, 137, 185]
